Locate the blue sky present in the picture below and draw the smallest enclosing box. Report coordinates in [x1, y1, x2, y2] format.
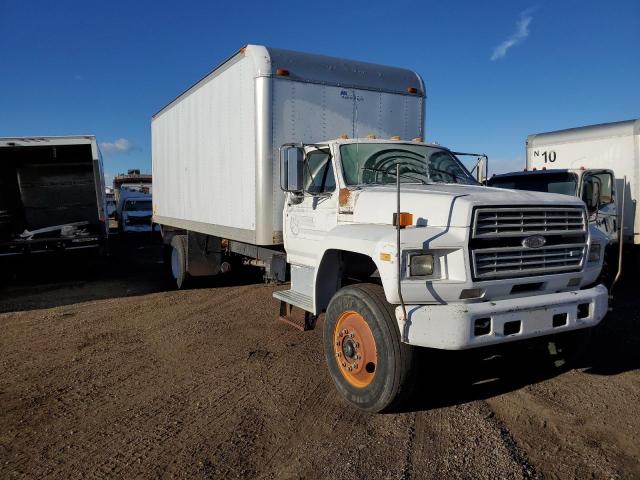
[1, 0, 638, 183]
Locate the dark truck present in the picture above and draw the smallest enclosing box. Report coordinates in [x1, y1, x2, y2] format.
[0, 136, 108, 260]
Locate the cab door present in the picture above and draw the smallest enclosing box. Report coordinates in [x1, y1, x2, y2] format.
[581, 170, 617, 243]
[284, 147, 339, 267]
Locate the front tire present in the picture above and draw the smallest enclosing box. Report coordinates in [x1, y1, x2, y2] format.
[323, 283, 415, 412]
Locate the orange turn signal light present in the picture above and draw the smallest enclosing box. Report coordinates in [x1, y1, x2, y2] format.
[407, 87, 418, 94]
[393, 212, 413, 228]
[390, 135, 400, 140]
[276, 68, 290, 77]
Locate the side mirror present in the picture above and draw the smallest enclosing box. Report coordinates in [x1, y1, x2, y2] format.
[583, 177, 601, 212]
[280, 146, 304, 192]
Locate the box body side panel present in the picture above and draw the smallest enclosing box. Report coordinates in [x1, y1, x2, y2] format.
[152, 56, 257, 242]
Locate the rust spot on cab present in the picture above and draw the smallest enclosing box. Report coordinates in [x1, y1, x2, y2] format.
[339, 188, 351, 207]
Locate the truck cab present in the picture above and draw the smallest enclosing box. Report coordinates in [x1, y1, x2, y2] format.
[487, 168, 618, 244]
[277, 138, 607, 410]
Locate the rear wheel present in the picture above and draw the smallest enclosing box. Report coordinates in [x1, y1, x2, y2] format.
[168, 235, 189, 289]
[323, 283, 415, 412]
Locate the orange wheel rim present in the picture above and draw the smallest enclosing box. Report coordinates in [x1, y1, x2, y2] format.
[333, 310, 377, 388]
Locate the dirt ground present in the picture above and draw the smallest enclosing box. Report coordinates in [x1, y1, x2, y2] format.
[0, 239, 638, 479]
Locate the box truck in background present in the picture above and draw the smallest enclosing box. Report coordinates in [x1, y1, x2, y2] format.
[0, 136, 108, 260]
[116, 186, 157, 234]
[525, 120, 639, 247]
[488, 120, 639, 283]
[152, 45, 607, 412]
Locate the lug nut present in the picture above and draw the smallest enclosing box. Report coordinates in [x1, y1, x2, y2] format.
[341, 362, 346, 367]
[348, 367, 352, 371]
[356, 354, 361, 360]
[336, 352, 341, 357]
[355, 342, 360, 348]
[353, 364, 358, 369]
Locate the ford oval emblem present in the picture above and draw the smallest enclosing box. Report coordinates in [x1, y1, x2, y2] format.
[522, 235, 546, 249]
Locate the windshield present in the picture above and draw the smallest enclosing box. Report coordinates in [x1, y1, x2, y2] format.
[488, 172, 578, 196]
[124, 200, 152, 212]
[340, 143, 477, 186]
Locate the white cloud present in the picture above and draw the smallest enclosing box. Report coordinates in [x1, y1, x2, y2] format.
[100, 138, 133, 154]
[491, 8, 535, 61]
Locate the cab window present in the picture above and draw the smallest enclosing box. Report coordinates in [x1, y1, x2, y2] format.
[304, 150, 335, 193]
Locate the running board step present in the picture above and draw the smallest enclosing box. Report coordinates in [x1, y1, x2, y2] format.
[273, 290, 316, 331]
[273, 290, 314, 311]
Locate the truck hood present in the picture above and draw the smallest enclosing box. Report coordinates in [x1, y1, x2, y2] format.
[347, 184, 585, 228]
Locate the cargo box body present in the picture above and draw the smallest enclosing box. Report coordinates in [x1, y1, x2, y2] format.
[152, 45, 425, 245]
[527, 119, 640, 244]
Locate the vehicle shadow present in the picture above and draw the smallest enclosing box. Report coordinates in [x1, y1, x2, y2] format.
[398, 279, 639, 413]
[0, 235, 267, 313]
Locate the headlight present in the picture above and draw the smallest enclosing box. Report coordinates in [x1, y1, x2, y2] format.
[409, 253, 435, 276]
[588, 242, 601, 263]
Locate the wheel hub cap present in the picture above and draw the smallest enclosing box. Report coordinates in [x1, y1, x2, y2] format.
[333, 311, 377, 388]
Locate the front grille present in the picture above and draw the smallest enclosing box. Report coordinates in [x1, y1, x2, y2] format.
[470, 206, 587, 280]
[472, 243, 586, 280]
[473, 207, 586, 238]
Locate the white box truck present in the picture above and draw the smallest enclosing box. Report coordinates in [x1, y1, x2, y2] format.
[0, 136, 108, 260]
[488, 120, 639, 249]
[152, 45, 608, 412]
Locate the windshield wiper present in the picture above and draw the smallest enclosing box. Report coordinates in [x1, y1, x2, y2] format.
[361, 166, 427, 185]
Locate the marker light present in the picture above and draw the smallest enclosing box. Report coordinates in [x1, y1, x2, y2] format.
[412, 137, 422, 142]
[338, 134, 349, 139]
[276, 68, 290, 77]
[406, 87, 418, 94]
[367, 133, 377, 139]
[379, 252, 392, 262]
[390, 135, 401, 140]
[393, 212, 413, 228]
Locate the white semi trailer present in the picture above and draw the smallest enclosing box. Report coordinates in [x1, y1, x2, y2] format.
[152, 45, 608, 412]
